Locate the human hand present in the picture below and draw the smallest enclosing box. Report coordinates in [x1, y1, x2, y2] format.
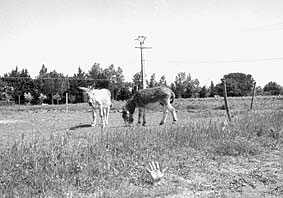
[146, 161, 168, 183]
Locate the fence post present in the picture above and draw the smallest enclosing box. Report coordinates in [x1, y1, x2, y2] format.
[18, 95, 20, 110]
[223, 80, 231, 121]
[66, 92, 68, 112]
[250, 82, 256, 110]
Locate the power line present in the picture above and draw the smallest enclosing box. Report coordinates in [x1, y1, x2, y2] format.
[0, 76, 115, 81]
[246, 22, 283, 32]
[155, 57, 283, 64]
[2, 56, 282, 81]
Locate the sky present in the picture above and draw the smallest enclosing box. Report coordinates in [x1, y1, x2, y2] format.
[1, 0, 283, 87]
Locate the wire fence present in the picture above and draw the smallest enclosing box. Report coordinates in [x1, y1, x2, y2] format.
[0, 76, 133, 107]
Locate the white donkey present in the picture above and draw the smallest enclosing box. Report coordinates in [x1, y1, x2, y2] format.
[79, 87, 111, 128]
[122, 86, 178, 126]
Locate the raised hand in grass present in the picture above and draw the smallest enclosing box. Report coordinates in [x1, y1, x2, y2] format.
[146, 161, 168, 184]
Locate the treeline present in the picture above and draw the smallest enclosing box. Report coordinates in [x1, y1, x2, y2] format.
[0, 63, 283, 105]
[0, 63, 132, 105]
[144, 72, 283, 98]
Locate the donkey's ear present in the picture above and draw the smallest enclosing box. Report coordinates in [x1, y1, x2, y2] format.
[78, 87, 89, 92]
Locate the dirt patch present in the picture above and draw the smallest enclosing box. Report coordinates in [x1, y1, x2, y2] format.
[0, 119, 27, 124]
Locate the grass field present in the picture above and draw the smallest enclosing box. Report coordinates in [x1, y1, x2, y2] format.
[1, 96, 283, 197]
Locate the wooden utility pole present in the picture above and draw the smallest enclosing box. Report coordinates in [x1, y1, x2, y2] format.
[135, 36, 152, 89]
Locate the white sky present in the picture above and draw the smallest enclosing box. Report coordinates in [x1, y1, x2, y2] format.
[0, 0, 283, 87]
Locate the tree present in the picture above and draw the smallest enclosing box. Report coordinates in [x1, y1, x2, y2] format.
[111, 66, 125, 100]
[68, 67, 90, 103]
[173, 72, 200, 98]
[38, 93, 47, 104]
[263, 82, 283, 95]
[132, 72, 142, 90]
[115, 67, 125, 84]
[88, 63, 111, 89]
[0, 79, 8, 93]
[0, 83, 13, 104]
[74, 67, 87, 79]
[53, 92, 61, 104]
[215, 73, 255, 97]
[3, 66, 34, 104]
[39, 64, 48, 76]
[199, 86, 209, 98]
[255, 86, 264, 96]
[24, 92, 33, 104]
[208, 81, 216, 97]
[159, 75, 167, 86]
[173, 72, 187, 98]
[147, 73, 159, 88]
[35, 66, 67, 104]
[88, 63, 103, 80]
[183, 77, 200, 98]
[104, 64, 125, 100]
[116, 82, 134, 101]
[74, 63, 126, 101]
[103, 64, 116, 79]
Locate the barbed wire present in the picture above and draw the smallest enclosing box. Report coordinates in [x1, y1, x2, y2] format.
[0, 76, 115, 82]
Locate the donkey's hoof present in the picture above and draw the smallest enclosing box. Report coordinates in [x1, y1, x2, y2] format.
[159, 122, 165, 125]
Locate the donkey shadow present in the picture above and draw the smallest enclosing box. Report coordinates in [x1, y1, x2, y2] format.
[69, 124, 93, 130]
[69, 123, 161, 131]
[69, 124, 126, 130]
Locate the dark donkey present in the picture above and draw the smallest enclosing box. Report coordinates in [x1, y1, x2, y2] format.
[122, 86, 178, 126]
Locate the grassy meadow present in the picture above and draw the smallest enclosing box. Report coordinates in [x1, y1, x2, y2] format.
[1, 96, 283, 197]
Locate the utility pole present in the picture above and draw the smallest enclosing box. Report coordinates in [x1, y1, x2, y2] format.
[135, 36, 152, 89]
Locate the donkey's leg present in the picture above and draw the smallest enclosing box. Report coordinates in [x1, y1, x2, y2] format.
[142, 108, 146, 126]
[160, 105, 168, 125]
[105, 106, 110, 125]
[137, 108, 142, 125]
[167, 104, 178, 123]
[99, 106, 105, 128]
[91, 107, 97, 126]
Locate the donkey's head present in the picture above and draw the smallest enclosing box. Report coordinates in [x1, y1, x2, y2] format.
[121, 98, 136, 126]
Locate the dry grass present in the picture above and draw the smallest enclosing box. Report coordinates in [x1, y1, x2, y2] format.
[1, 96, 283, 197]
